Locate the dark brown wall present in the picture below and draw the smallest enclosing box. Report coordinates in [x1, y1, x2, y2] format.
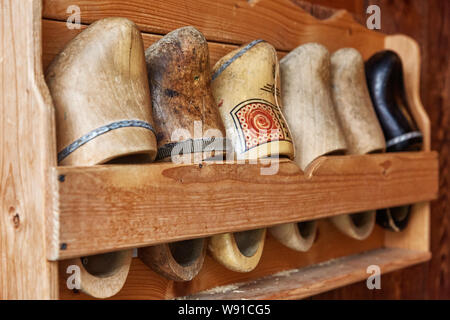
[295, 0, 450, 299]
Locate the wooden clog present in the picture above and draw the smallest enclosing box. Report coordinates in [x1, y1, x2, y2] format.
[328, 48, 386, 240]
[279, 43, 347, 170]
[46, 17, 156, 298]
[269, 221, 317, 252]
[139, 239, 205, 281]
[270, 43, 348, 251]
[365, 50, 422, 153]
[209, 40, 294, 272]
[145, 26, 226, 162]
[46, 18, 157, 166]
[366, 50, 423, 232]
[208, 229, 266, 273]
[59, 250, 132, 299]
[138, 26, 225, 280]
[376, 206, 411, 232]
[211, 40, 294, 161]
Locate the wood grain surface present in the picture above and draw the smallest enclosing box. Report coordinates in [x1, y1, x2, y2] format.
[49, 152, 438, 261]
[185, 248, 431, 300]
[0, 0, 58, 299]
[42, 19, 260, 72]
[42, 0, 384, 55]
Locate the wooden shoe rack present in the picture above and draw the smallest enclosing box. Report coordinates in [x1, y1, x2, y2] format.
[0, 0, 438, 299]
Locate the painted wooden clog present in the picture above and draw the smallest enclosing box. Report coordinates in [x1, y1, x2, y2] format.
[366, 50, 423, 232]
[138, 26, 226, 281]
[46, 17, 157, 298]
[328, 48, 386, 240]
[211, 40, 294, 161]
[270, 43, 348, 251]
[209, 40, 294, 272]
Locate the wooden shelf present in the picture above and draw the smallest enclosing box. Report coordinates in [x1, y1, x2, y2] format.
[0, 0, 438, 300]
[48, 152, 438, 261]
[58, 231, 431, 300]
[183, 248, 431, 300]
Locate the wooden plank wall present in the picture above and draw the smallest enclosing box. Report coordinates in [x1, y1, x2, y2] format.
[295, 0, 450, 299]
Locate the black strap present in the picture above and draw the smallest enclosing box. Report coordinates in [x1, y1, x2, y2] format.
[156, 137, 229, 161]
